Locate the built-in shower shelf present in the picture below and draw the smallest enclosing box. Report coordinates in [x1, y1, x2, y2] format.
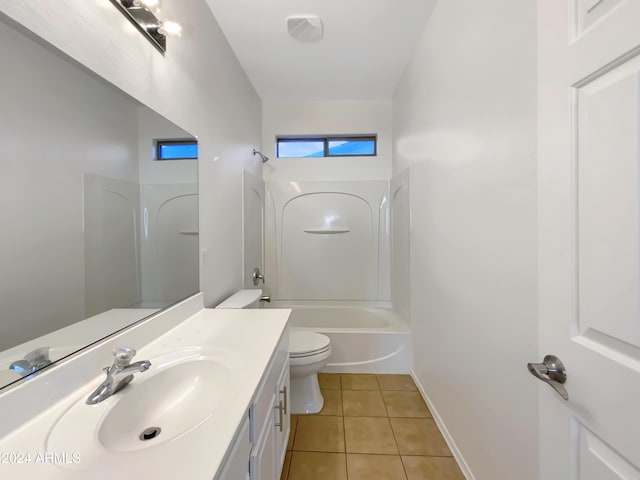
[179, 231, 199, 235]
[303, 228, 350, 234]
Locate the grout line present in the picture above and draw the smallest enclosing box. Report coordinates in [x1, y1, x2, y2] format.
[401, 454, 456, 458]
[283, 451, 292, 480]
[289, 416, 298, 451]
[291, 448, 454, 458]
[399, 455, 411, 480]
[342, 387, 348, 477]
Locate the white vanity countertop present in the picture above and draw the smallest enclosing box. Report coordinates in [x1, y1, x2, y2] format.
[0, 307, 291, 479]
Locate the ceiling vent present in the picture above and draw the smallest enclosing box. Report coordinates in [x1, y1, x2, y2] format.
[286, 15, 324, 43]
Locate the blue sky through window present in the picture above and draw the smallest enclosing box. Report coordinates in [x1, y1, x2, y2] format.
[277, 140, 324, 158]
[277, 137, 375, 158]
[328, 140, 375, 156]
[157, 141, 198, 160]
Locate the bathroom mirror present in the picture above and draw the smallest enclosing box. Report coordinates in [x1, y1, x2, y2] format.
[0, 17, 199, 391]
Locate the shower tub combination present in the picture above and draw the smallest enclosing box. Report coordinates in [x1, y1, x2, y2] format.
[261, 180, 413, 374]
[268, 302, 411, 374]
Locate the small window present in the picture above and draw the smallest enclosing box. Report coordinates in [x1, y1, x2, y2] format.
[276, 136, 376, 158]
[155, 139, 198, 160]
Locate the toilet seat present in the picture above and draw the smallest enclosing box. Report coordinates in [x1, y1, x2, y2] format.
[289, 331, 331, 358]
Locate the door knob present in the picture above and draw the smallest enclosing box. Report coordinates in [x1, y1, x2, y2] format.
[527, 355, 568, 401]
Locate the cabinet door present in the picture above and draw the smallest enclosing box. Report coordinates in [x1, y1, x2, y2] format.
[216, 416, 250, 480]
[273, 363, 290, 474]
[250, 392, 276, 480]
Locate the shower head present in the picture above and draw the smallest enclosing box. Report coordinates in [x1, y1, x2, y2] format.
[253, 149, 269, 163]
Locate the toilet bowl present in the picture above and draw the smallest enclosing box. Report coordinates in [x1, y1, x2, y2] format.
[289, 331, 331, 414]
[215, 289, 332, 415]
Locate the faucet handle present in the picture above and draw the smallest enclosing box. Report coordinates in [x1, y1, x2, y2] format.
[24, 347, 50, 365]
[112, 347, 136, 367]
[252, 267, 265, 286]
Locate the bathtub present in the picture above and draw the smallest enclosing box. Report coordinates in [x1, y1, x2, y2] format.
[267, 302, 411, 374]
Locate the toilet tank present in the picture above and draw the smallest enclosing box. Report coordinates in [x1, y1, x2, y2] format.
[215, 289, 262, 309]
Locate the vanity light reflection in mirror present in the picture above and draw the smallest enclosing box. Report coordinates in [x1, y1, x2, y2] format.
[0, 17, 199, 391]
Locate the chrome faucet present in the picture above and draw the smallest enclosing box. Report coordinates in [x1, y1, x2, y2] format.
[9, 347, 52, 377]
[86, 347, 151, 405]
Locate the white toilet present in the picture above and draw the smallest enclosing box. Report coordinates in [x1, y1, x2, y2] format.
[216, 289, 332, 414]
[288, 330, 331, 414]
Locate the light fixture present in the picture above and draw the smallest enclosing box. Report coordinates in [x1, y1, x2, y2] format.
[158, 20, 182, 37]
[134, 0, 159, 9]
[287, 15, 324, 43]
[109, 0, 183, 54]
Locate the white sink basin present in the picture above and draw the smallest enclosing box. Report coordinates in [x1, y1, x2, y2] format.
[98, 358, 229, 451]
[47, 347, 236, 468]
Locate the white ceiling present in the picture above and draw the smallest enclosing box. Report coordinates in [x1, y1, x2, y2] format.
[204, 0, 437, 101]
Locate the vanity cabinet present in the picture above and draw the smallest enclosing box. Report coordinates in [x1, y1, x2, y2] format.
[272, 363, 290, 472]
[215, 329, 290, 480]
[250, 339, 290, 480]
[216, 417, 251, 480]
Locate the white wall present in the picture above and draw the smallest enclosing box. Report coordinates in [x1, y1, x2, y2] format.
[262, 100, 392, 181]
[0, 0, 263, 307]
[392, 1, 538, 479]
[0, 22, 141, 350]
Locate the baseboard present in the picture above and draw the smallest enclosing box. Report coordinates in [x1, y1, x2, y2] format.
[410, 370, 475, 480]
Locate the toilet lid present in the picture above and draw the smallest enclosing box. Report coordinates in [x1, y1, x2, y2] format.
[289, 331, 331, 357]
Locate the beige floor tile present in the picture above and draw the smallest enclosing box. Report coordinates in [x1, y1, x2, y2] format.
[293, 415, 345, 452]
[318, 373, 341, 390]
[377, 374, 418, 391]
[344, 417, 399, 454]
[382, 391, 431, 418]
[391, 418, 451, 456]
[287, 415, 299, 451]
[347, 454, 407, 480]
[402, 456, 465, 480]
[342, 390, 388, 417]
[341, 374, 379, 390]
[280, 451, 292, 480]
[318, 389, 343, 416]
[288, 452, 347, 480]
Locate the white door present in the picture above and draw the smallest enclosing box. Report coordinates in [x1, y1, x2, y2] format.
[538, 1, 640, 478]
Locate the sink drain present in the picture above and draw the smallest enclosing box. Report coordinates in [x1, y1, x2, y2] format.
[139, 427, 161, 441]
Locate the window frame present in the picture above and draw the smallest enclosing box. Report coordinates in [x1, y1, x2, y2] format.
[155, 138, 198, 161]
[276, 135, 377, 158]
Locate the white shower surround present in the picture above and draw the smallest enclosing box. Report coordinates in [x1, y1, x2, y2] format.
[264, 179, 409, 372]
[265, 180, 391, 301]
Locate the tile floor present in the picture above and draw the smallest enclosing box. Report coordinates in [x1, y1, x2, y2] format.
[280, 373, 465, 480]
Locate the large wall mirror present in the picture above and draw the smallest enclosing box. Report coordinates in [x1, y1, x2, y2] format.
[0, 16, 199, 391]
